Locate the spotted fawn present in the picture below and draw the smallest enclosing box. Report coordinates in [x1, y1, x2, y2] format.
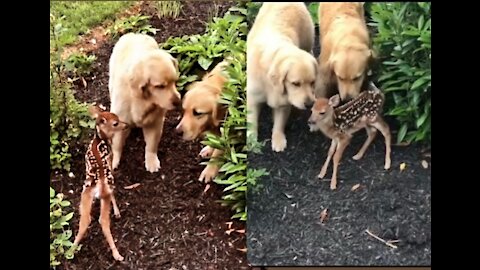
[308, 82, 392, 190]
[73, 105, 129, 261]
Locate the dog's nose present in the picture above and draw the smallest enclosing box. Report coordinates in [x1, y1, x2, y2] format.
[175, 123, 183, 134]
[172, 98, 181, 108]
[307, 118, 315, 125]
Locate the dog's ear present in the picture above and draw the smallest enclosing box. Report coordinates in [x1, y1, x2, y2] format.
[128, 61, 148, 94]
[267, 57, 290, 93]
[367, 49, 378, 75]
[211, 102, 227, 127]
[327, 54, 338, 76]
[170, 56, 179, 72]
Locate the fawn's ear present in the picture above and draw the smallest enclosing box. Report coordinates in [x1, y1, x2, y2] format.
[328, 95, 341, 107]
[88, 105, 102, 118]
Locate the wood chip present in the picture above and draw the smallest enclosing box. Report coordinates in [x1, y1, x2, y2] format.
[225, 222, 233, 229]
[124, 183, 140, 190]
[225, 229, 235, 235]
[421, 160, 429, 169]
[400, 163, 406, 171]
[320, 208, 329, 223]
[235, 229, 245, 234]
[351, 184, 361, 191]
[237, 248, 247, 253]
[81, 77, 87, 88]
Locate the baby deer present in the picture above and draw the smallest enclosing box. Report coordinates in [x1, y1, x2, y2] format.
[73, 105, 128, 261]
[308, 82, 391, 190]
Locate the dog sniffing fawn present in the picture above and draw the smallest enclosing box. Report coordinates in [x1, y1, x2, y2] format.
[73, 106, 128, 261]
[308, 82, 391, 190]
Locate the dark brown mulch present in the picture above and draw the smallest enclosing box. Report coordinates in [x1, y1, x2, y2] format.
[51, 1, 250, 269]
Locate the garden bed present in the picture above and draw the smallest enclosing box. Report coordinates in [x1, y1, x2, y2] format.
[51, 1, 250, 269]
[247, 78, 431, 266]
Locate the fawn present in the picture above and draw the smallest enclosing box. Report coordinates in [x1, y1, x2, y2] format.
[73, 105, 128, 261]
[308, 82, 391, 190]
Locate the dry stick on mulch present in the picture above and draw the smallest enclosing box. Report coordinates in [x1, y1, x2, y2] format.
[365, 229, 400, 249]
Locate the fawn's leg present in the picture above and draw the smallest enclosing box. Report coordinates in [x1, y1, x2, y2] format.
[271, 105, 291, 152]
[330, 137, 350, 190]
[143, 112, 165, 173]
[353, 126, 378, 160]
[111, 128, 131, 170]
[73, 186, 94, 246]
[110, 192, 121, 219]
[199, 149, 223, 183]
[199, 146, 214, 158]
[100, 196, 124, 261]
[318, 139, 337, 178]
[371, 117, 392, 170]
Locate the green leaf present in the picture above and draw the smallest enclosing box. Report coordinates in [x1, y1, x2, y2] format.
[50, 187, 55, 198]
[416, 112, 428, 128]
[198, 56, 213, 70]
[397, 123, 408, 144]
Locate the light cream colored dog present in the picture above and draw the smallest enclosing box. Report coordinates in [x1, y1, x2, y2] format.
[176, 61, 228, 182]
[247, 2, 317, 152]
[109, 33, 181, 173]
[316, 2, 373, 100]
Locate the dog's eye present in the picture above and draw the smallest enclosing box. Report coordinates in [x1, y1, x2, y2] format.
[113, 122, 119, 127]
[156, 84, 166, 89]
[292, 82, 300, 87]
[319, 112, 325, 115]
[193, 110, 205, 117]
[353, 76, 361, 81]
[338, 77, 344, 81]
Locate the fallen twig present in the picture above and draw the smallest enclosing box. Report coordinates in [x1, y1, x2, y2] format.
[365, 229, 399, 249]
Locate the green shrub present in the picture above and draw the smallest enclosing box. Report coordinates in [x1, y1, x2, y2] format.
[50, 14, 95, 171]
[307, 2, 319, 26]
[106, 15, 158, 40]
[246, 2, 261, 28]
[50, 187, 78, 268]
[368, 2, 431, 144]
[162, 6, 248, 91]
[64, 52, 97, 78]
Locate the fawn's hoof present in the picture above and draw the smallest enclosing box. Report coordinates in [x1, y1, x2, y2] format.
[112, 251, 124, 261]
[330, 182, 337, 190]
[199, 146, 214, 158]
[352, 153, 363, 160]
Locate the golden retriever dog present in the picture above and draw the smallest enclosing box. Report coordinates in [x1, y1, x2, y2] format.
[247, 2, 317, 152]
[316, 2, 373, 101]
[175, 61, 228, 182]
[108, 33, 181, 173]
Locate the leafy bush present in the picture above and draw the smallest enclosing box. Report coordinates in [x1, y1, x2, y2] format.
[106, 15, 158, 40]
[163, 5, 257, 220]
[246, 2, 261, 29]
[162, 6, 248, 91]
[50, 14, 95, 171]
[155, 1, 182, 19]
[64, 52, 97, 77]
[307, 2, 319, 26]
[50, 187, 78, 268]
[367, 2, 431, 144]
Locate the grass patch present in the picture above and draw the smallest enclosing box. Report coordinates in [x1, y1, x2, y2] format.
[50, 1, 134, 48]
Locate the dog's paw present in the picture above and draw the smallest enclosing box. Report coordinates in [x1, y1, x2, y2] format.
[145, 153, 161, 173]
[271, 132, 287, 152]
[199, 146, 214, 158]
[113, 212, 121, 219]
[199, 165, 219, 183]
[112, 250, 124, 261]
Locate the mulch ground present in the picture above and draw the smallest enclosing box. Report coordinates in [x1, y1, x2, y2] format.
[246, 25, 431, 266]
[51, 1, 251, 269]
